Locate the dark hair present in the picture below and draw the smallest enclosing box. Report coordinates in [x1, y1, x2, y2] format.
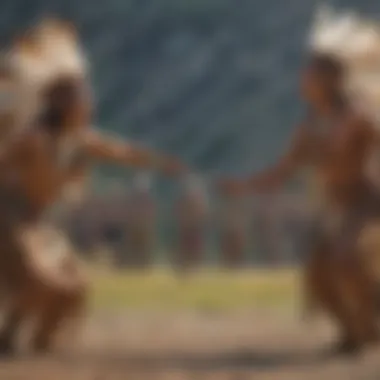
[308, 53, 345, 83]
[38, 77, 81, 133]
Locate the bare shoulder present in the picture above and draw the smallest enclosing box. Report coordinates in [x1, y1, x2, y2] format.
[81, 127, 102, 144]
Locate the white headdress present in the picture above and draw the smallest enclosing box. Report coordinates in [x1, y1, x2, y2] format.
[0, 18, 89, 138]
[9, 18, 88, 89]
[309, 4, 380, 124]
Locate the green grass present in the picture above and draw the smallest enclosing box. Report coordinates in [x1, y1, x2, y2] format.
[89, 268, 301, 312]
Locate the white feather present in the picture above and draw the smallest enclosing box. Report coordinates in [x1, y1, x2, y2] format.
[10, 20, 88, 91]
[310, 5, 380, 127]
[38, 31, 87, 79]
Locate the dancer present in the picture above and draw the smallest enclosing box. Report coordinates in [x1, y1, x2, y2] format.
[220, 53, 380, 354]
[0, 19, 188, 355]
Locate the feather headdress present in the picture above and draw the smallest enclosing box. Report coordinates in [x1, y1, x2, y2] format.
[9, 18, 87, 89]
[309, 4, 380, 124]
[5, 19, 88, 128]
[0, 18, 89, 147]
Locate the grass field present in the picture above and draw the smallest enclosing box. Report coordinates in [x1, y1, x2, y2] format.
[5, 268, 380, 380]
[89, 268, 301, 311]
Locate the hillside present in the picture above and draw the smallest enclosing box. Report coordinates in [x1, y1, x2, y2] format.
[0, 0, 378, 181]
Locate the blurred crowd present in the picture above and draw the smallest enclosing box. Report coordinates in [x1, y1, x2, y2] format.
[63, 174, 312, 269]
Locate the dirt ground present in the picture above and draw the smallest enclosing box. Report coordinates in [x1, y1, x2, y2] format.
[1, 310, 380, 380]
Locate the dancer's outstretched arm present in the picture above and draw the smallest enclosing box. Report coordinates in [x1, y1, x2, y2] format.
[219, 124, 310, 195]
[84, 129, 187, 176]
